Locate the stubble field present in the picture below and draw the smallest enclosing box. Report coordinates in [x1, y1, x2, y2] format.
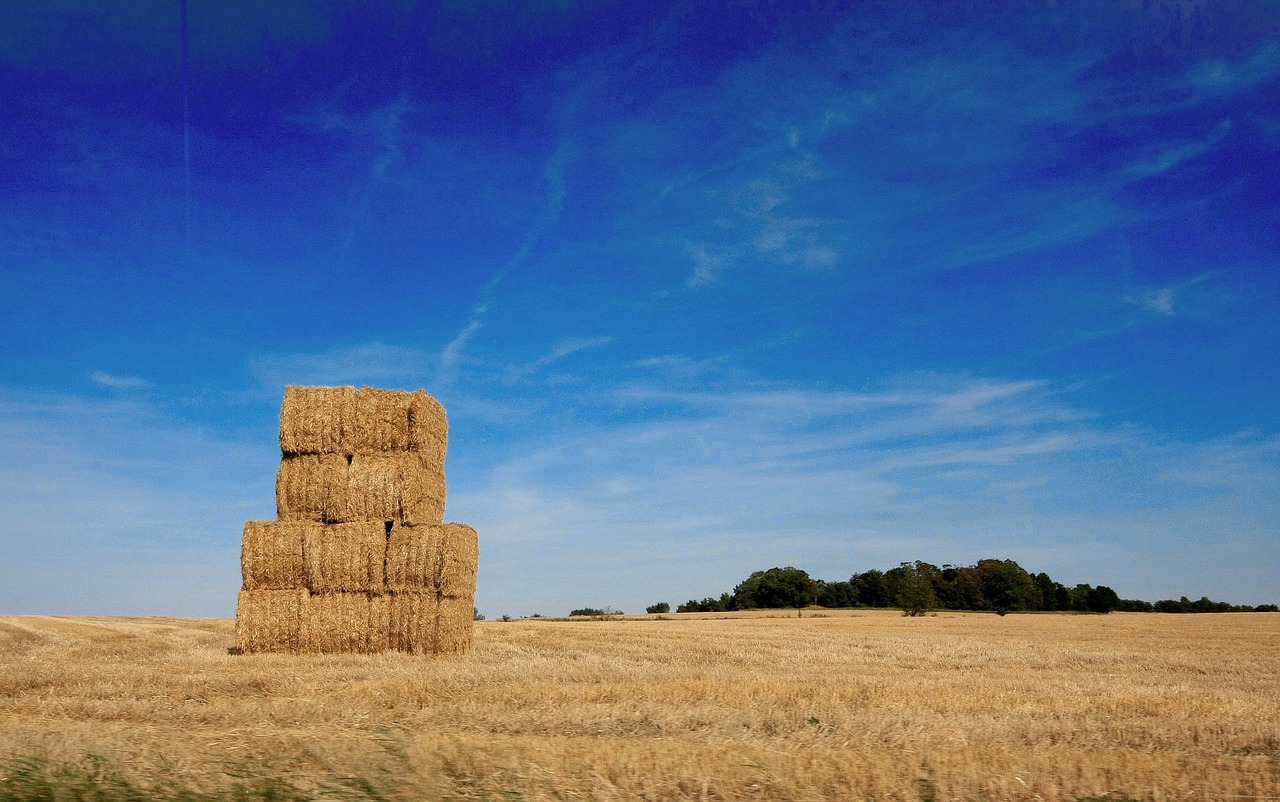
[1, 610, 1277, 801]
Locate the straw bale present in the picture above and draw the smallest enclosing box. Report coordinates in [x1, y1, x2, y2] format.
[387, 592, 438, 654]
[368, 594, 391, 652]
[439, 522, 479, 598]
[240, 520, 314, 590]
[385, 522, 477, 595]
[353, 387, 415, 452]
[407, 389, 448, 457]
[276, 453, 444, 524]
[435, 594, 475, 656]
[385, 524, 438, 593]
[303, 521, 386, 593]
[346, 453, 445, 525]
[276, 453, 349, 522]
[235, 589, 307, 654]
[279, 385, 357, 455]
[300, 592, 383, 654]
[278, 384, 448, 459]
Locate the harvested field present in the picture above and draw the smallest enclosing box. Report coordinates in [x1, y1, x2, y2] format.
[1, 611, 1277, 801]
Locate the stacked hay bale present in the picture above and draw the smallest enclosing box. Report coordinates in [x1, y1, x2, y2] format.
[235, 386, 478, 655]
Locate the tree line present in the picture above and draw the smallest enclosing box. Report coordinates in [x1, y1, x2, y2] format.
[670, 560, 1278, 616]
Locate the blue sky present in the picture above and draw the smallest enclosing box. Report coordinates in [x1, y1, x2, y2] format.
[2, 1, 1277, 617]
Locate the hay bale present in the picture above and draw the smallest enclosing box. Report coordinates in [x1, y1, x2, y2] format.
[300, 592, 384, 653]
[240, 520, 314, 590]
[368, 594, 391, 652]
[387, 591, 438, 654]
[385, 524, 438, 593]
[347, 453, 445, 525]
[277, 453, 444, 525]
[435, 594, 475, 656]
[279, 385, 448, 458]
[279, 385, 357, 455]
[304, 521, 386, 593]
[235, 589, 307, 654]
[407, 389, 448, 457]
[439, 522, 479, 598]
[347, 386, 449, 459]
[385, 522, 477, 595]
[353, 387, 415, 452]
[276, 453, 349, 522]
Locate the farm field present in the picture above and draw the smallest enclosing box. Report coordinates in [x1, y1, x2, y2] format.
[1, 610, 1277, 801]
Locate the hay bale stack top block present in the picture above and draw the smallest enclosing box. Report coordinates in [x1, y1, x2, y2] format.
[236, 385, 477, 655]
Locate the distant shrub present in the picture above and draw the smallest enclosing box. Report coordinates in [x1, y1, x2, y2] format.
[570, 608, 604, 617]
[646, 602, 670, 614]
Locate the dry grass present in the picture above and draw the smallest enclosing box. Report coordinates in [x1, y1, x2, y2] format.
[1, 610, 1277, 801]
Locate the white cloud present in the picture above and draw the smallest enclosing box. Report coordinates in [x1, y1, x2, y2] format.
[249, 342, 435, 392]
[89, 371, 150, 390]
[1127, 119, 1233, 178]
[449, 371, 1279, 616]
[501, 336, 613, 383]
[1123, 272, 1224, 319]
[0, 388, 276, 616]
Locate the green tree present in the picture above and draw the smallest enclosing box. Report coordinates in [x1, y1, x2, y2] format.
[733, 567, 817, 610]
[976, 559, 1042, 612]
[850, 569, 892, 607]
[816, 579, 857, 608]
[887, 561, 939, 617]
[645, 602, 670, 614]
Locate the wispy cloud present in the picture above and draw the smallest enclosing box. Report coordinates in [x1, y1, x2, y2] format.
[0, 388, 275, 615]
[1123, 272, 1225, 319]
[249, 342, 435, 393]
[435, 142, 570, 389]
[89, 371, 150, 390]
[452, 372, 1277, 615]
[502, 336, 613, 384]
[1127, 119, 1234, 178]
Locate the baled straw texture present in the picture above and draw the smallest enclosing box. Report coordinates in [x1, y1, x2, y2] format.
[368, 594, 391, 652]
[240, 520, 314, 590]
[439, 522, 479, 597]
[235, 589, 307, 654]
[276, 453, 347, 522]
[276, 453, 444, 525]
[385, 523, 478, 596]
[384, 525, 436, 593]
[300, 592, 385, 654]
[435, 594, 475, 656]
[406, 389, 447, 458]
[279, 385, 448, 460]
[279, 385, 357, 455]
[303, 521, 387, 593]
[387, 592, 438, 654]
